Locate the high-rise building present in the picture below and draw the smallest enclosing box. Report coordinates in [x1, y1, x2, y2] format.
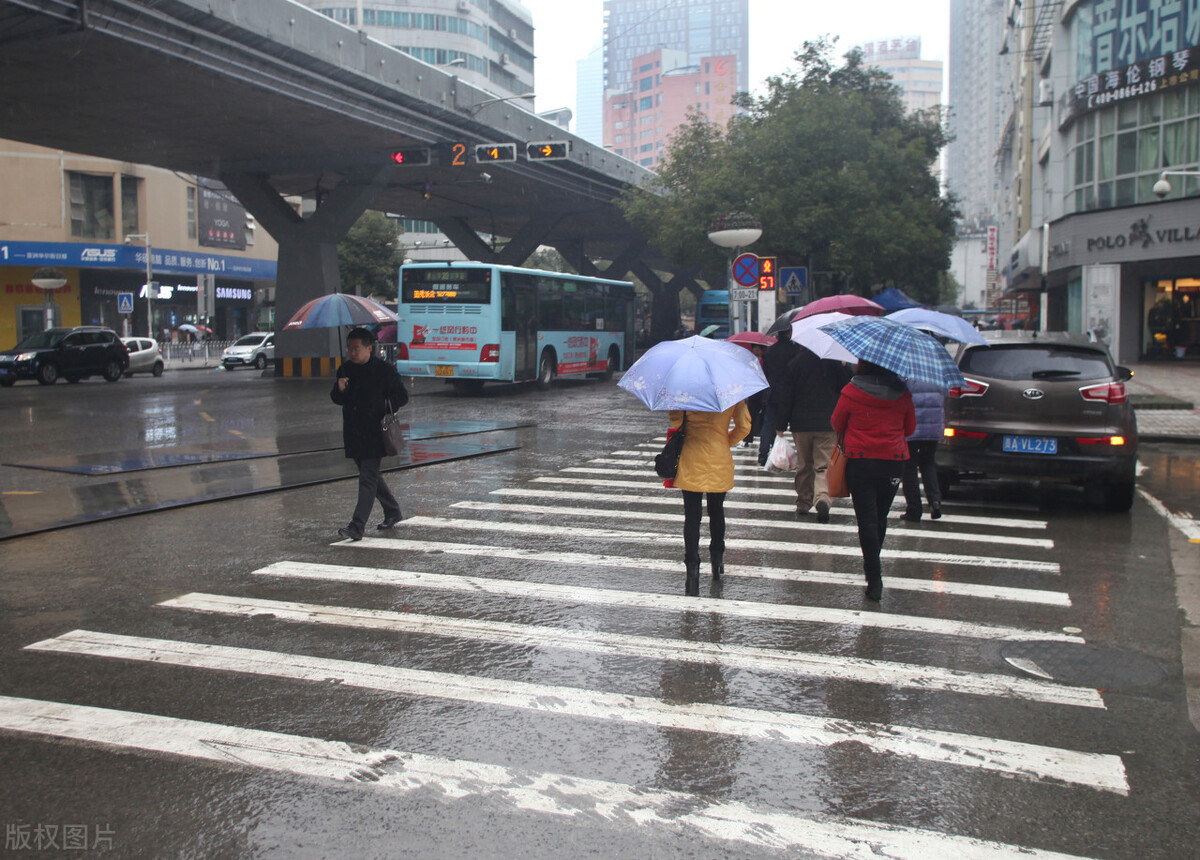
[576, 47, 605, 146]
[945, 0, 1008, 222]
[605, 49, 739, 168]
[601, 0, 748, 168]
[604, 0, 748, 97]
[305, 1, 534, 100]
[855, 37, 944, 116]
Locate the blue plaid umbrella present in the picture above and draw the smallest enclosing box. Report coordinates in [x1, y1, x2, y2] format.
[818, 316, 966, 391]
[618, 335, 768, 412]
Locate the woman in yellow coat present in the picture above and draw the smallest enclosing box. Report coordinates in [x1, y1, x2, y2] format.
[668, 401, 753, 596]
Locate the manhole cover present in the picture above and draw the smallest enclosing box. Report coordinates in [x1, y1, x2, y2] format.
[1000, 641, 1168, 690]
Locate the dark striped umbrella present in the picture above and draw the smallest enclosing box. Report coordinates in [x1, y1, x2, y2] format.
[282, 293, 397, 331]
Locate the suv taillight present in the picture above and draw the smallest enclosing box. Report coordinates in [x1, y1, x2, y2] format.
[395, 342, 409, 360]
[480, 344, 500, 362]
[948, 377, 989, 398]
[1079, 381, 1127, 404]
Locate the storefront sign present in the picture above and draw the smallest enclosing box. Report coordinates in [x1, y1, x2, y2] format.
[1049, 202, 1200, 270]
[1065, 48, 1199, 125]
[197, 178, 247, 250]
[0, 241, 275, 279]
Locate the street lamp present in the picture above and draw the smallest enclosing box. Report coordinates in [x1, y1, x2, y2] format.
[124, 233, 153, 338]
[30, 267, 67, 331]
[467, 93, 538, 116]
[707, 211, 763, 334]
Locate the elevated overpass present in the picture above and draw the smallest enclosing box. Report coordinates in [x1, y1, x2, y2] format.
[0, 0, 700, 363]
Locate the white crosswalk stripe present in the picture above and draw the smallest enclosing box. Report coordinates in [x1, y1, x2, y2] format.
[0, 695, 1094, 859]
[384, 515, 1062, 574]
[160, 592, 1101, 707]
[23, 630, 1127, 793]
[261, 558, 1079, 642]
[451, 499, 1053, 549]
[3, 424, 1131, 857]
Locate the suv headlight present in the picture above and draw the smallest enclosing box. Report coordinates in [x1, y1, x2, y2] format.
[17, 352, 38, 361]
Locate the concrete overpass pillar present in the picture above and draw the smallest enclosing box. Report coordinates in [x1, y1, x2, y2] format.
[220, 165, 393, 376]
[435, 212, 559, 266]
[632, 261, 697, 342]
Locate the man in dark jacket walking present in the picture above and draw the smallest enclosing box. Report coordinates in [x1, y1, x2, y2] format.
[757, 327, 800, 466]
[775, 346, 852, 522]
[330, 327, 409, 541]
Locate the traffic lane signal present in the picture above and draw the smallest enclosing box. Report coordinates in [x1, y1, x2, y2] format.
[390, 147, 431, 165]
[527, 141, 569, 160]
[475, 143, 517, 162]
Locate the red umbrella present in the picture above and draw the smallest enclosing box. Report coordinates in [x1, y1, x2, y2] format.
[790, 294, 885, 322]
[724, 330, 776, 352]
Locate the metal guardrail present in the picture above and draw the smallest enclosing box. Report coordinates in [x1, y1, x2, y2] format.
[162, 340, 233, 367]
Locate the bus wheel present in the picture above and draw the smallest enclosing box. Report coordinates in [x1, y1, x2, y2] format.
[602, 346, 619, 382]
[537, 351, 556, 390]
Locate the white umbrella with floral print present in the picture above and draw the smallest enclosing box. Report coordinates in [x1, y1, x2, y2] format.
[618, 335, 768, 412]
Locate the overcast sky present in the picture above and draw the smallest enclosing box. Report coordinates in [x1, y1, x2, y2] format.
[520, 0, 951, 117]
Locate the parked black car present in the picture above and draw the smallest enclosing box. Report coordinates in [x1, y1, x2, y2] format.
[0, 326, 130, 386]
[936, 331, 1138, 512]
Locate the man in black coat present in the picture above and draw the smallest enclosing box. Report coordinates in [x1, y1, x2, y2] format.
[775, 346, 852, 522]
[758, 326, 800, 465]
[330, 327, 409, 540]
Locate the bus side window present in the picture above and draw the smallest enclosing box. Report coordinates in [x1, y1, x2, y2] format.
[501, 274, 516, 330]
[538, 279, 562, 330]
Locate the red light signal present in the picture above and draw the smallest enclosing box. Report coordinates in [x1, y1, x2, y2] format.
[391, 148, 430, 165]
[757, 256, 777, 290]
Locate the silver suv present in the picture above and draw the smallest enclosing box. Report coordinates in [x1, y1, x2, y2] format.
[936, 331, 1138, 512]
[221, 332, 274, 370]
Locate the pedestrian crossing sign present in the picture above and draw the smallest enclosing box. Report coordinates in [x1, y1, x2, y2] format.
[117, 292, 134, 314]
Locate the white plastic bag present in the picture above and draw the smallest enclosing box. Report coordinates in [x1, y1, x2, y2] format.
[765, 434, 797, 473]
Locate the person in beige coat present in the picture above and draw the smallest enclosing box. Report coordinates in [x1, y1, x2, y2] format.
[667, 402, 753, 596]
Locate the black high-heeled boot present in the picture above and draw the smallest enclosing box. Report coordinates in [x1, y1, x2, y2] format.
[710, 547, 724, 581]
[685, 560, 701, 596]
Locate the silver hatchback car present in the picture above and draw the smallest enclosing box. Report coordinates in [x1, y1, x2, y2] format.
[120, 338, 166, 377]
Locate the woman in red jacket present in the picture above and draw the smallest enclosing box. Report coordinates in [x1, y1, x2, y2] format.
[830, 360, 916, 602]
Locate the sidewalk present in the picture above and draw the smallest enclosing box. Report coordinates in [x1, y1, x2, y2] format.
[1123, 360, 1200, 443]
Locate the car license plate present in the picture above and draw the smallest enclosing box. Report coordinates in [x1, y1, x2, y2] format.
[434, 365, 453, 377]
[1002, 435, 1058, 454]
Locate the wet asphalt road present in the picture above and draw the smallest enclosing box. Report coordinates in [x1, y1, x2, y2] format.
[1, 368, 1198, 859]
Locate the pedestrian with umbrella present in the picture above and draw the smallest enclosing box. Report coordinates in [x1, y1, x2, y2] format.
[619, 336, 764, 596]
[329, 326, 408, 542]
[821, 316, 962, 601]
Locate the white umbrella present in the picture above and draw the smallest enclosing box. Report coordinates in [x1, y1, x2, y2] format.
[789, 312, 858, 363]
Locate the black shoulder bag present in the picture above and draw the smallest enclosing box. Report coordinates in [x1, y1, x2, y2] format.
[654, 412, 688, 479]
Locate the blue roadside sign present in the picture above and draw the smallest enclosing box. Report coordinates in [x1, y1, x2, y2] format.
[780, 267, 808, 295]
[117, 292, 134, 314]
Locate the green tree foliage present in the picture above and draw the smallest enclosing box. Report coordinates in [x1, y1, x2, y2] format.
[522, 247, 576, 273]
[338, 211, 405, 299]
[620, 39, 959, 305]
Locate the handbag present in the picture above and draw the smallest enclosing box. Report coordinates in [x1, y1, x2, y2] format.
[380, 397, 406, 456]
[654, 412, 688, 479]
[826, 433, 850, 498]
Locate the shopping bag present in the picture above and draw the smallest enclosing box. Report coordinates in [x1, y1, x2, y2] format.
[764, 434, 797, 474]
[826, 437, 849, 497]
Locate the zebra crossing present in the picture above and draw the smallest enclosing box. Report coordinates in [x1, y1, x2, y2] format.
[1, 434, 1136, 857]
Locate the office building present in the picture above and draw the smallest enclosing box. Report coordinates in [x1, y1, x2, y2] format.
[855, 37, 944, 115]
[576, 47, 605, 146]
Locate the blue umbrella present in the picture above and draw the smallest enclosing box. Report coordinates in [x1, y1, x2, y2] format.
[818, 316, 967, 391]
[618, 335, 768, 412]
[887, 307, 987, 345]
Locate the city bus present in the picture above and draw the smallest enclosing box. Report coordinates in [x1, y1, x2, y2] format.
[394, 262, 636, 389]
[696, 289, 730, 338]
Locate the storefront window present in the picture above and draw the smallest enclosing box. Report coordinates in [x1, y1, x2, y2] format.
[1145, 278, 1200, 358]
[1069, 85, 1200, 209]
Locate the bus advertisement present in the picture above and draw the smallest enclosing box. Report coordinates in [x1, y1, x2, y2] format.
[394, 263, 636, 389]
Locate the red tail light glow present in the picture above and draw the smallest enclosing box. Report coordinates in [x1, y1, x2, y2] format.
[1078, 381, 1127, 404]
[944, 427, 987, 439]
[1076, 435, 1127, 445]
[948, 378, 989, 398]
[480, 344, 500, 363]
[395, 342, 409, 360]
